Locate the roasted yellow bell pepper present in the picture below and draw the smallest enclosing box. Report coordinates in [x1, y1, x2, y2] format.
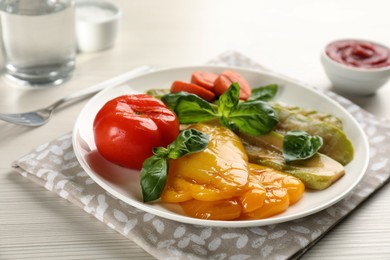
[161, 123, 305, 220]
[161, 123, 249, 202]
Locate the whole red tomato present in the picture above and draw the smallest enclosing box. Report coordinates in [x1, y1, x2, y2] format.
[93, 94, 180, 170]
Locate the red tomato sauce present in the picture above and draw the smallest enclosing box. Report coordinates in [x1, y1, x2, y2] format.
[326, 40, 390, 69]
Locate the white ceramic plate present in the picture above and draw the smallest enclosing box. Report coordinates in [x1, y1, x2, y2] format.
[72, 65, 369, 228]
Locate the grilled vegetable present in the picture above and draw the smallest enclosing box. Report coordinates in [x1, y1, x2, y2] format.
[239, 131, 345, 190]
[272, 103, 354, 165]
[163, 123, 304, 220]
[161, 123, 250, 203]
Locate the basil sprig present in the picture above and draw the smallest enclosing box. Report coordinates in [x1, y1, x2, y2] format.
[161, 83, 279, 136]
[140, 129, 209, 202]
[249, 84, 279, 101]
[162, 91, 217, 123]
[282, 130, 323, 163]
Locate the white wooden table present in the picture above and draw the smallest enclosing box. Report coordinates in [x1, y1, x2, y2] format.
[1, 0, 390, 259]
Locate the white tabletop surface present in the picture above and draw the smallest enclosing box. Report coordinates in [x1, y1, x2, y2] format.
[1, 0, 390, 259]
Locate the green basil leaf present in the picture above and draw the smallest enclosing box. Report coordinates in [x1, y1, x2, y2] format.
[140, 156, 168, 202]
[161, 92, 189, 110]
[161, 92, 217, 124]
[218, 82, 240, 118]
[140, 129, 209, 202]
[228, 100, 279, 135]
[161, 84, 280, 136]
[282, 130, 323, 163]
[175, 99, 216, 124]
[249, 84, 279, 101]
[167, 129, 209, 159]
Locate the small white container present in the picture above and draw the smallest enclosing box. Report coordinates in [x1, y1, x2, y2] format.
[76, 0, 121, 52]
[321, 39, 390, 96]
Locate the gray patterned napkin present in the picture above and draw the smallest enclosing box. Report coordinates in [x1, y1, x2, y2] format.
[13, 51, 390, 260]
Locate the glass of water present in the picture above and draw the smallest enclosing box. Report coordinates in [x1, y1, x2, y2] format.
[0, 0, 76, 86]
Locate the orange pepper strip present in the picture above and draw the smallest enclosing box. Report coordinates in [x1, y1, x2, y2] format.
[180, 199, 242, 220]
[248, 163, 305, 205]
[240, 164, 305, 220]
[178, 163, 305, 221]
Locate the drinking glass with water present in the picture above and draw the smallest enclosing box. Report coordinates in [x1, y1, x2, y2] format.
[0, 0, 76, 86]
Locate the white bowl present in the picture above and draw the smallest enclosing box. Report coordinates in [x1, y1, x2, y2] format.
[321, 39, 390, 96]
[76, 0, 121, 52]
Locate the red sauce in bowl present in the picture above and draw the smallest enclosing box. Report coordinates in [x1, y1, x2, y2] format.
[326, 40, 390, 69]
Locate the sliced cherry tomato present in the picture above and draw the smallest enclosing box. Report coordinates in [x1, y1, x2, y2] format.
[190, 71, 218, 91]
[170, 80, 215, 102]
[214, 70, 252, 100]
[93, 94, 180, 170]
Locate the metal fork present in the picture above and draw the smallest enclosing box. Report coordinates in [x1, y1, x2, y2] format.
[0, 65, 153, 127]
